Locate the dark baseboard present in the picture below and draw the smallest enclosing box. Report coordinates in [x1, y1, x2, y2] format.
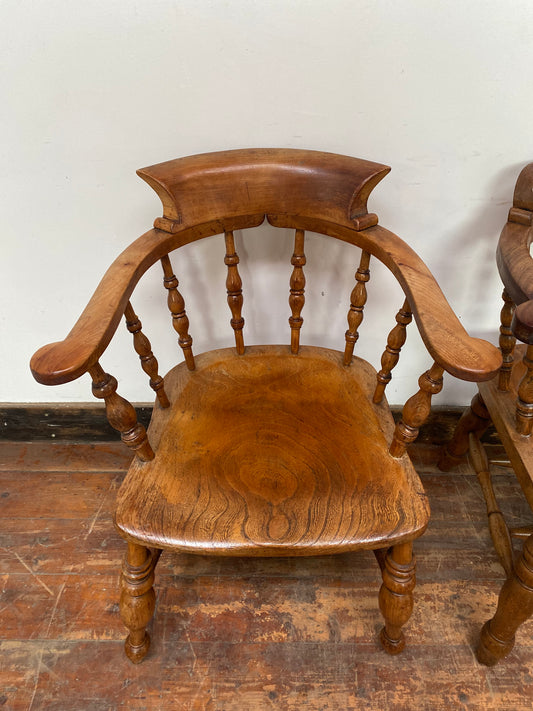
[0, 404, 152, 442]
[0, 403, 502, 446]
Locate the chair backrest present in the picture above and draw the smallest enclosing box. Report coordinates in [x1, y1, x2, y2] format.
[30, 149, 501, 461]
[138, 148, 389, 232]
[496, 162, 533, 434]
[136, 148, 390, 371]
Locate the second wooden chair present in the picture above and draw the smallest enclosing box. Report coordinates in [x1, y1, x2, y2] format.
[440, 163, 533, 665]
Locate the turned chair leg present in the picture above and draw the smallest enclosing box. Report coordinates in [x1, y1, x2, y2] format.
[378, 541, 416, 654]
[438, 393, 491, 471]
[477, 534, 533, 666]
[468, 433, 514, 577]
[120, 542, 160, 663]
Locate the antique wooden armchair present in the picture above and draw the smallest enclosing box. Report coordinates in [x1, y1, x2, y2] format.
[30, 149, 500, 663]
[440, 163, 533, 666]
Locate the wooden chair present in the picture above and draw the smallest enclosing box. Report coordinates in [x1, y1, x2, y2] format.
[30, 149, 500, 663]
[440, 163, 533, 666]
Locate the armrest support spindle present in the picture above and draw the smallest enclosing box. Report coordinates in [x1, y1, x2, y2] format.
[389, 362, 444, 458]
[161, 254, 195, 371]
[89, 362, 154, 462]
[125, 302, 170, 408]
[374, 298, 412, 403]
[516, 345, 533, 436]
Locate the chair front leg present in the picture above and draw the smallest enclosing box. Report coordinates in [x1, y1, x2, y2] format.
[477, 534, 533, 666]
[378, 541, 416, 654]
[120, 542, 160, 663]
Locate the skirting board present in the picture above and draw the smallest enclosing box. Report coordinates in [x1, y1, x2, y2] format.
[0, 404, 502, 447]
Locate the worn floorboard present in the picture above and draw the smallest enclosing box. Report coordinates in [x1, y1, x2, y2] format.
[1, 441, 533, 710]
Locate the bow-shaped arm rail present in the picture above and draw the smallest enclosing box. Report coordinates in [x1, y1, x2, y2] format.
[31, 218, 501, 388]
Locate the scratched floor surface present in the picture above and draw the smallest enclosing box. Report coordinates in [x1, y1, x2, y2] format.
[1, 441, 533, 710]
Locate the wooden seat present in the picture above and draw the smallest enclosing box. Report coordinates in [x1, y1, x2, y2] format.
[440, 163, 533, 666]
[30, 148, 501, 664]
[115, 346, 428, 555]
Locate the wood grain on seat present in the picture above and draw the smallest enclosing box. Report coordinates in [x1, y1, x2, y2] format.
[115, 346, 429, 556]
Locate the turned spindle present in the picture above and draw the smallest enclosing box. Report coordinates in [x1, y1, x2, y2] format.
[516, 345, 533, 436]
[390, 362, 444, 458]
[498, 289, 516, 391]
[161, 254, 195, 371]
[373, 298, 412, 403]
[125, 302, 170, 408]
[224, 231, 245, 354]
[289, 229, 306, 354]
[89, 362, 154, 461]
[343, 251, 371, 365]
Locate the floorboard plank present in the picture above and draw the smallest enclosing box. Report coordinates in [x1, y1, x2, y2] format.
[1, 441, 533, 710]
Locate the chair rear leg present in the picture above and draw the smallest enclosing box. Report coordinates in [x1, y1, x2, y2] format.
[378, 541, 416, 654]
[120, 542, 160, 663]
[438, 393, 491, 470]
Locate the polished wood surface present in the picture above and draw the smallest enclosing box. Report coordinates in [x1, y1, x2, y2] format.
[343, 249, 371, 366]
[288, 229, 306, 355]
[30, 215, 501, 386]
[389, 362, 444, 458]
[374, 298, 413, 404]
[3, 440, 533, 709]
[124, 301, 169, 408]
[30, 150, 501, 387]
[496, 162, 533, 307]
[469, 432, 514, 578]
[267, 217, 501, 383]
[478, 533, 533, 667]
[498, 288, 516, 390]
[115, 346, 429, 555]
[29, 148, 501, 663]
[440, 162, 533, 666]
[161, 253, 195, 371]
[89, 362, 154, 463]
[475, 347, 533, 510]
[137, 148, 389, 231]
[224, 230, 245, 355]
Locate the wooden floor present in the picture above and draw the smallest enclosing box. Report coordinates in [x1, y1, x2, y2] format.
[1, 440, 533, 710]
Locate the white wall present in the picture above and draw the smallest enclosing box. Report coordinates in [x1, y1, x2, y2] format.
[2, 0, 532, 405]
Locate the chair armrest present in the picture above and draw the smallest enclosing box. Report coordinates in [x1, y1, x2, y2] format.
[31, 217, 502, 387]
[30, 213, 266, 386]
[266, 217, 502, 382]
[30, 229, 167, 385]
[364, 226, 502, 382]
